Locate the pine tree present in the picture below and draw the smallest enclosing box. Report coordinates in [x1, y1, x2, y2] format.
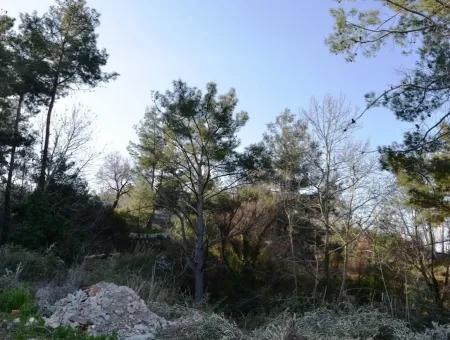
[137, 80, 248, 302]
[18, 0, 117, 190]
[327, 0, 450, 152]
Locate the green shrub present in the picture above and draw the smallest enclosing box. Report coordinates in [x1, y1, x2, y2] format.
[0, 245, 66, 283]
[251, 307, 450, 340]
[11, 185, 130, 264]
[64, 252, 183, 307]
[12, 322, 118, 340]
[51, 327, 117, 340]
[0, 285, 116, 340]
[113, 251, 159, 277]
[0, 286, 37, 319]
[11, 190, 69, 256]
[0, 263, 22, 290]
[158, 312, 244, 340]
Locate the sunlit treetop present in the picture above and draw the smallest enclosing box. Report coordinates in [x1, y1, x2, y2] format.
[327, 0, 450, 153]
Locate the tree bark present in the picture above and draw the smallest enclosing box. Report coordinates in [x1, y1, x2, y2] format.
[112, 191, 120, 210]
[219, 229, 228, 267]
[287, 211, 298, 295]
[339, 243, 348, 298]
[1, 94, 24, 244]
[429, 227, 444, 310]
[194, 196, 205, 303]
[323, 226, 331, 294]
[38, 85, 57, 191]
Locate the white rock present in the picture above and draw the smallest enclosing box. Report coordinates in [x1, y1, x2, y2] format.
[124, 334, 155, 340]
[26, 317, 37, 326]
[45, 282, 167, 339]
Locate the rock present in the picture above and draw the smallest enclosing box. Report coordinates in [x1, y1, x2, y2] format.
[26, 317, 37, 326]
[45, 282, 168, 339]
[35, 283, 78, 316]
[125, 335, 155, 340]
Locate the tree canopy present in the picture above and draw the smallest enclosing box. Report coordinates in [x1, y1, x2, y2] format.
[327, 0, 450, 153]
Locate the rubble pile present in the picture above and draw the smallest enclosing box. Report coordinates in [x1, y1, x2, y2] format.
[45, 282, 168, 340]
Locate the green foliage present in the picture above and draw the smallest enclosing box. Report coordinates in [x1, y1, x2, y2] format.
[263, 109, 315, 191]
[252, 308, 450, 340]
[129, 106, 165, 192]
[157, 313, 243, 340]
[0, 272, 117, 340]
[0, 245, 65, 283]
[63, 250, 183, 307]
[10, 182, 130, 262]
[19, 0, 117, 99]
[2, 0, 450, 335]
[327, 0, 450, 152]
[0, 286, 36, 318]
[117, 177, 155, 229]
[3, 316, 117, 340]
[11, 323, 117, 340]
[0, 13, 15, 100]
[152, 80, 249, 197]
[382, 129, 450, 223]
[17, 0, 118, 188]
[136, 80, 250, 302]
[12, 191, 69, 251]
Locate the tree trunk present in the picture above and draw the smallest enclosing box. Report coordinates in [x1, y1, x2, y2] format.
[1, 94, 24, 244]
[112, 191, 121, 210]
[323, 226, 330, 295]
[429, 226, 444, 310]
[194, 196, 205, 303]
[219, 229, 228, 267]
[322, 151, 332, 297]
[38, 86, 57, 191]
[287, 211, 298, 295]
[339, 243, 348, 298]
[312, 226, 320, 303]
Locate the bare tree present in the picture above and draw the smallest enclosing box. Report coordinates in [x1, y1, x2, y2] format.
[97, 152, 133, 210]
[302, 95, 385, 298]
[379, 191, 450, 311]
[334, 147, 390, 297]
[45, 105, 99, 185]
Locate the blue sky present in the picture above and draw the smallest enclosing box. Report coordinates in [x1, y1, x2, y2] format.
[3, 0, 414, 156]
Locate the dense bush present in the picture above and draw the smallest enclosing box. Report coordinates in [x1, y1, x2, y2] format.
[154, 305, 450, 340]
[2, 244, 450, 340]
[0, 245, 66, 283]
[0, 286, 37, 319]
[11, 325, 117, 340]
[71, 254, 182, 303]
[10, 183, 130, 263]
[0, 285, 116, 340]
[251, 308, 450, 340]
[158, 313, 243, 340]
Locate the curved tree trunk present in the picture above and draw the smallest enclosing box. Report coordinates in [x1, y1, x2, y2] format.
[112, 191, 121, 210]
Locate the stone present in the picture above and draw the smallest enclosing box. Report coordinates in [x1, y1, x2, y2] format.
[125, 335, 155, 340]
[45, 282, 168, 339]
[35, 283, 78, 316]
[26, 317, 37, 326]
